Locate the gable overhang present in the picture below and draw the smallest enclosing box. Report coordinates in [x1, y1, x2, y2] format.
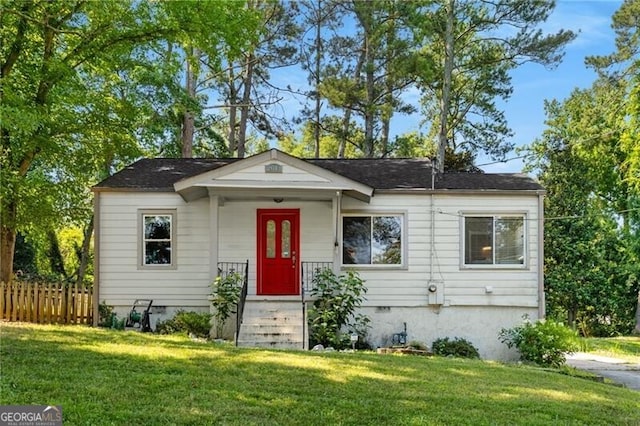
[173, 149, 373, 203]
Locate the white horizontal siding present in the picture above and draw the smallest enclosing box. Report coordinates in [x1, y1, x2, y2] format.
[432, 194, 539, 307]
[300, 202, 334, 261]
[341, 193, 540, 308]
[98, 190, 541, 310]
[219, 161, 329, 182]
[98, 192, 211, 307]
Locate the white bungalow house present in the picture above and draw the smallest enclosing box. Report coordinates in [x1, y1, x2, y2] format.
[92, 149, 545, 359]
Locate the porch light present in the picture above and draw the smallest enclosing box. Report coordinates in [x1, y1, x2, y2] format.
[273, 198, 283, 203]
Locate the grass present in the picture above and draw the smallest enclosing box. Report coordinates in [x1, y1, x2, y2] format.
[1, 323, 639, 426]
[582, 336, 640, 363]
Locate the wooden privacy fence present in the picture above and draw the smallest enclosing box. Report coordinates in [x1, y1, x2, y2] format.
[0, 281, 93, 325]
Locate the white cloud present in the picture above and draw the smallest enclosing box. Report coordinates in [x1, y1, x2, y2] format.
[547, 1, 620, 50]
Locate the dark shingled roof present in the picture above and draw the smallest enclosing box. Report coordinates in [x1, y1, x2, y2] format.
[94, 158, 238, 190]
[94, 157, 543, 192]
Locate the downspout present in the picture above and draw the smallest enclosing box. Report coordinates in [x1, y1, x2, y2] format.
[92, 191, 101, 327]
[209, 192, 220, 283]
[429, 167, 435, 282]
[537, 192, 545, 319]
[333, 190, 342, 274]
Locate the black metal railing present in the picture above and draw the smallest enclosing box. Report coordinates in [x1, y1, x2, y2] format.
[217, 261, 249, 346]
[301, 261, 334, 301]
[301, 261, 333, 350]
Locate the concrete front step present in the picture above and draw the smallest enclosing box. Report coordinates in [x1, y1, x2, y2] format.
[240, 324, 303, 334]
[238, 300, 306, 350]
[237, 340, 304, 350]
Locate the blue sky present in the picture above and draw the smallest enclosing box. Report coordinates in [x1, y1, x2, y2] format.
[468, 0, 622, 173]
[273, 1, 622, 173]
[385, 0, 623, 173]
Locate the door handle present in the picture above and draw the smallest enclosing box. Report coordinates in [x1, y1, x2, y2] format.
[292, 251, 296, 268]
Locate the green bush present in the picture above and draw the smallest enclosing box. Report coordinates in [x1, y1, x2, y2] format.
[432, 337, 480, 358]
[98, 301, 115, 327]
[210, 273, 243, 338]
[308, 269, 370, 349]
[499, 315, 580, 367]
[156, 310, 213, 338]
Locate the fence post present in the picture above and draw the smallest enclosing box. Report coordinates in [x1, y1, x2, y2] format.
[15, 283, 20, 322]
[0, 282, 5, 320]
[66, 284, 72, 324]
[12, 282, 18, 321]
[55, 283, 60, 323]
[80, 283, 85, 324]
[45, 283, 51, 323]
[50, 282, 56, 324]
[25, 283, 31, 323]
[76, 284, 81, 324]
[36, 283, 43, 323]
[87, 287, 93, 325]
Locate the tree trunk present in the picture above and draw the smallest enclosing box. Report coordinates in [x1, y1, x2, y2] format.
[0, 15, 54, 284]
[380, 10, 396, 159]
[338, 38, 366, 158]
[354, 0, 375, 157]
[76, 216, 94, 286]
[238, 51, 255, 159]
[437, 0, 455, 173]
[181, 49, 197, 158]
[381, 114, 390, 158]
[313, 0, 322, 158]
[181, 113, 194, 158]
[227, 66, 238, 155]
[0, 221, 17, 284]
[338, 109, 352, 159]
[364, 32, 375, 157]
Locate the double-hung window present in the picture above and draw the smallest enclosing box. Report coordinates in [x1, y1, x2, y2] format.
[139, 210, 176, 269]
[342, 213, 404, 266]
[463, 215, 525, 267]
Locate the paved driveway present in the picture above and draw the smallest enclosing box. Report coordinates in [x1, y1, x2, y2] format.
[566, 352, 640, 391]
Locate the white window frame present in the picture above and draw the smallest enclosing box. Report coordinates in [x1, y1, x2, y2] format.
[138, 209, 177, 270]
[460, 213, 527, 269]
[341, 211, 407, 269]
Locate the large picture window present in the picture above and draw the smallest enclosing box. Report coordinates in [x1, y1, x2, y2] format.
[139, 210, 176, 268]
[342, 214, 403, 266]
[463, 215, 524, 266]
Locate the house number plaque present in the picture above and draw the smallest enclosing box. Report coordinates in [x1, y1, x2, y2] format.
[265, 163, 283, 173]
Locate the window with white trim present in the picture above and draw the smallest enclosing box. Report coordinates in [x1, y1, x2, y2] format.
[342, 214, 403, 266]
[463, 215, 525, 266]
[140, 210, 176, 268]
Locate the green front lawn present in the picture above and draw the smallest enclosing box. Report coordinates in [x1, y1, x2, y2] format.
[583, 336, 640, 363]
[1, 323, 638, 425]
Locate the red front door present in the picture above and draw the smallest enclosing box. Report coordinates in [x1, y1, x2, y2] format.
[257, 209, 300, 295]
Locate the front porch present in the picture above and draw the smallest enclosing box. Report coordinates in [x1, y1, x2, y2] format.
[173, 150, 373, 349]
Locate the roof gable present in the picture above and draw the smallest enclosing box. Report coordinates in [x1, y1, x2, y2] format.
[173, 149, 374, 202]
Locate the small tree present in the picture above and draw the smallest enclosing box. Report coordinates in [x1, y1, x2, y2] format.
[210, 273, 243, 338]
[308, 269, 370, 349]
